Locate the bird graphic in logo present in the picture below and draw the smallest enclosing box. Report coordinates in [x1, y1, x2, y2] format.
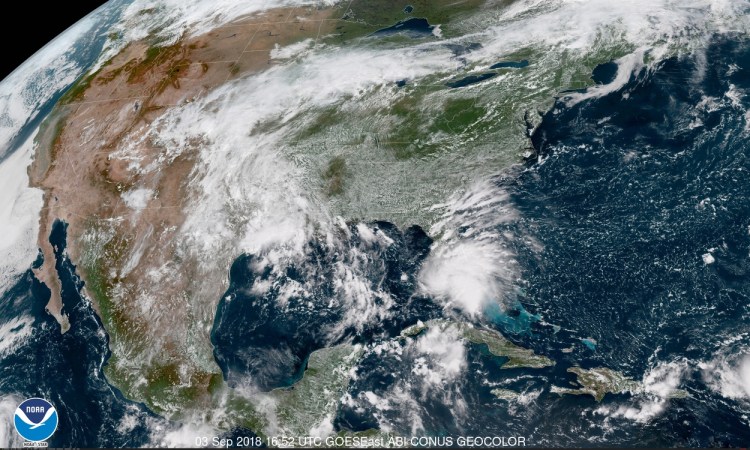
[13, 398, 58, 442]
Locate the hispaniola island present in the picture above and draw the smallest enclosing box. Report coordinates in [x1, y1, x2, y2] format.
[1, 0, 750, 447]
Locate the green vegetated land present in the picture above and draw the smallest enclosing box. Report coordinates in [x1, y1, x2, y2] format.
[42, 0, 654, 438]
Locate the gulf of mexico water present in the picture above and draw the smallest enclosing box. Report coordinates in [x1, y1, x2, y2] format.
[1, 33, 750, 447]
[332, 35, 750, 446]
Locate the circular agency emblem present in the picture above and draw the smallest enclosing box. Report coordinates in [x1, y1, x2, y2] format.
[13, 398, 58, 443]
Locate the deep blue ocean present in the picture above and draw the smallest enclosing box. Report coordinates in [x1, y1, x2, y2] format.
[1, 35, 750, 447]
[0, 222, 157, 447]
[0, 0, 132, 162]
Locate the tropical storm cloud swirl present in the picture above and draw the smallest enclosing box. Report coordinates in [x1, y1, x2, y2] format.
[0, 0, 749, 447]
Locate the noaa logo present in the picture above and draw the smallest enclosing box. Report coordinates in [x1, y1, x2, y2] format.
[14, 398, 57, 443]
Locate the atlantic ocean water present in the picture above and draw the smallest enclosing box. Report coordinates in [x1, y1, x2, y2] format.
[1, 35, 750, 446]
[336, 35, 750, 446]
[505, 34, 750, 445]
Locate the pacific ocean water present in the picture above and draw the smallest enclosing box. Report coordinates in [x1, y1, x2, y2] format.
[0, 221, 156, 447]
[0, 35, 749, 446]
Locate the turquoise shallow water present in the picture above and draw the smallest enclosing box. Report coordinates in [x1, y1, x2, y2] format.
[339, 35, 750, 446]
[1, 29, 750, 447]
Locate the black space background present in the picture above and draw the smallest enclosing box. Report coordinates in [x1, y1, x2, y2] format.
[0, 1, 109, 82]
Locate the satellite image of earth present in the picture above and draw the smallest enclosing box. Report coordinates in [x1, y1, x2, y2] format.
[0, 0, 750, 447]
